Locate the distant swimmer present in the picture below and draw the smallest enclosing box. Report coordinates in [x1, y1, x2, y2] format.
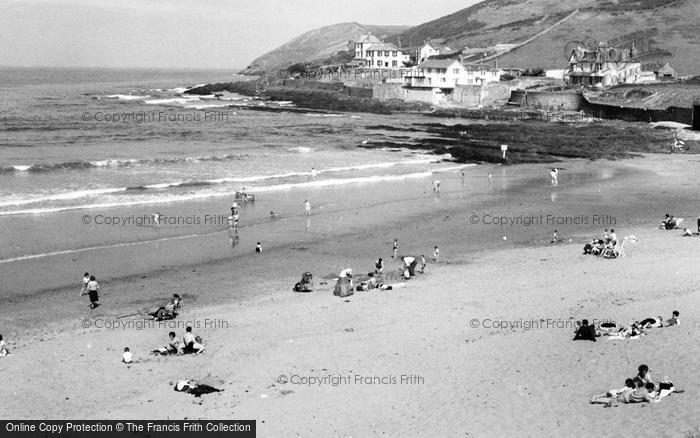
[488, 173, 493, 183]
[304, 200, 311, 216]
[550, 168, 559, 186]
[433, 180, 441, 192]
[460, 168, 465, 177]
[270, 211, 279, 219]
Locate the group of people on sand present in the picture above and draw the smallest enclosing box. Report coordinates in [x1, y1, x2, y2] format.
[590, 364, 683, 407]
[152, 326, 206, 356]
[79, 272, 100, 309]
[0, 334, 10, 357]
[573, 311, 680, 342]
[659, 213, 683, 230]
[582, 229, 620, 257]
[332, 241, 441, 296]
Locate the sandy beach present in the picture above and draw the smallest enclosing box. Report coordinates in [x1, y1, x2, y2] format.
[1, 154, 700, 437]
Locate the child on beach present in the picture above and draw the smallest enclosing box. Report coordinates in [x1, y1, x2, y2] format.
[304, 200, 311, 216]
[256, 242, 262, 253]
[433, 246, 439, 262]
[420, 255, 426, 273]
[551, 230, 558, 244]
[80, 272, 90, 295]
[432, 180, 441, 192]
[666, 311, 680, 326]
[550, 168, 558, 185]
[122, 347, 132, 364]
[374, 258, 384, 274]
[392, 239, 398, 259]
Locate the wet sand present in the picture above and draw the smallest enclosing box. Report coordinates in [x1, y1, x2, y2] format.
[1, 154, 700, 436]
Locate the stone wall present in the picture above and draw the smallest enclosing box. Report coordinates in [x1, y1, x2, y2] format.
[372, 82, 512, 107]
[509, 90, 584, 111]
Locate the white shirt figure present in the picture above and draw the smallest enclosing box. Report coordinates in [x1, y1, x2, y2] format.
[433, 180, 441, 191]
[310, 168, 317, 180]
[232, 201, 239, 209]
[304, 200, 311, 215]
[550, 168, 558, 185]
[433, 246, 440, 261]
[152, 213, 161, 226]
[122, 350, 133, 364]
[339, 268, 352, 278]
[488, 173, 493, 183]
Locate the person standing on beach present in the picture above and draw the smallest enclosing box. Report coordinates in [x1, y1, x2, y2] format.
[433, 246, 440, 262]
[433, 180, 441, 192]
[86, 275, 100, 309]
[420, 255, 427, 273]
[550, 168, 558, 186]
[375, 258, 384, 274]
[551, 230, 559, 244]
[392, 239, 398, 259]
[256, 242, 262, 253]
[80, 272, 90, 296]
[310, 167, 317, 180]
[304, 200, 311, 216]
[488, 173, 492, 184]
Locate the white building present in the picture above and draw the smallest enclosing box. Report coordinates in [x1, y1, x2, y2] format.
[565, 46, 642, 87]
[403, 59, 502, 89]
[419, 42, 452, 62]
[352, 35, 409, 68]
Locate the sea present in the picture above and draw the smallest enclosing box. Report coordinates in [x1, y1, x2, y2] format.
[0, 67, 467, 295]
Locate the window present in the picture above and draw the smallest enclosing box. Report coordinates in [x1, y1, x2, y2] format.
[454, 69, 460, 74]
[441, 78, 446, 82]
[385, 51, 390, 57]
[392, 51, 397, 57]
[427, 68, 432, 73]
[367, 51, 372, 57]
[392, 60, 397, 67]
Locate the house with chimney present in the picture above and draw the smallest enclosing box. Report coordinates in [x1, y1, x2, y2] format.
[564, 45, 641, 87]
[403, 59, 502, 89]
[350, 34, 410, 68]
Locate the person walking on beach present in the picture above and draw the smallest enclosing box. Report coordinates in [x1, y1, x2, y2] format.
[488, 173, 492, 184]
[310, 167, 317, 180]
[255, 242, 262, 253]
[420, 255, 427, 273]
[433, 246, 440, 262]
[85, 275, 100, 309]
[432, 179, 441, 192]
[551, 230, 559, 244]
[392, 239, 398, 259]
[304, 200, 311, 216]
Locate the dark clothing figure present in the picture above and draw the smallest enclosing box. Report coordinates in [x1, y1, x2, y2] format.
[573, 322, 597, 342]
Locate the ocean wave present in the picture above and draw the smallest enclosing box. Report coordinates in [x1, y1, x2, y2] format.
[0, 153, 249, 174]
[104, 94, 151, 101]
[0, 160, 459, 216]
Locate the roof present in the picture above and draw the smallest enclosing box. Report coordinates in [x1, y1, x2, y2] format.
[365, 43, 400, 51]
[417, 59, 463, 69]
[356, 34, 382, 44]
[657, 62, 676, 74]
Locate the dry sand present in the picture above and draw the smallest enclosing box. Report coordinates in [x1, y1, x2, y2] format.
[1, 154, 700, 437]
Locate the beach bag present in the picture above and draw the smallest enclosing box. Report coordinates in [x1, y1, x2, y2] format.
[334, 278, 353, 297]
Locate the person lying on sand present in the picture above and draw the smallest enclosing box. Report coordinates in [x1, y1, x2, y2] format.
[660, 214, 682, 230]
[639, 316, 664, 329]
[605, 322, 645, 339]
[590, 382, 656, 407]
[589, 379, 636, 406]
[173, 380, 223, 397]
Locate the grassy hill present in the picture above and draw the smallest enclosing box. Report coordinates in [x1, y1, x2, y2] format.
[241, 22, 409, 75]
[391, 0, 700, 75]
[244, 0, 700, 77]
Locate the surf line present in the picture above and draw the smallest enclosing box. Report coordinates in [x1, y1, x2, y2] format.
[0, 231, 221, 265]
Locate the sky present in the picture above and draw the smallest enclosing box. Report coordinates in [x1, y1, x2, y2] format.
[0, 0, 481, 69]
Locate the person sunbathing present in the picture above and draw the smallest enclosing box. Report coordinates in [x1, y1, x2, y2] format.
[152, 331, 181, 355]
[589, 378, 636, 406]
[180, 326, 205, 354]
[666, 310, 680, 326]
[174, 380, 223, 397]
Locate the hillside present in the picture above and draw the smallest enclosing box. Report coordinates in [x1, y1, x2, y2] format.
[241, 22, 409, 75]
[243, 0, 700, 77]
[391, 0, 700, 75]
